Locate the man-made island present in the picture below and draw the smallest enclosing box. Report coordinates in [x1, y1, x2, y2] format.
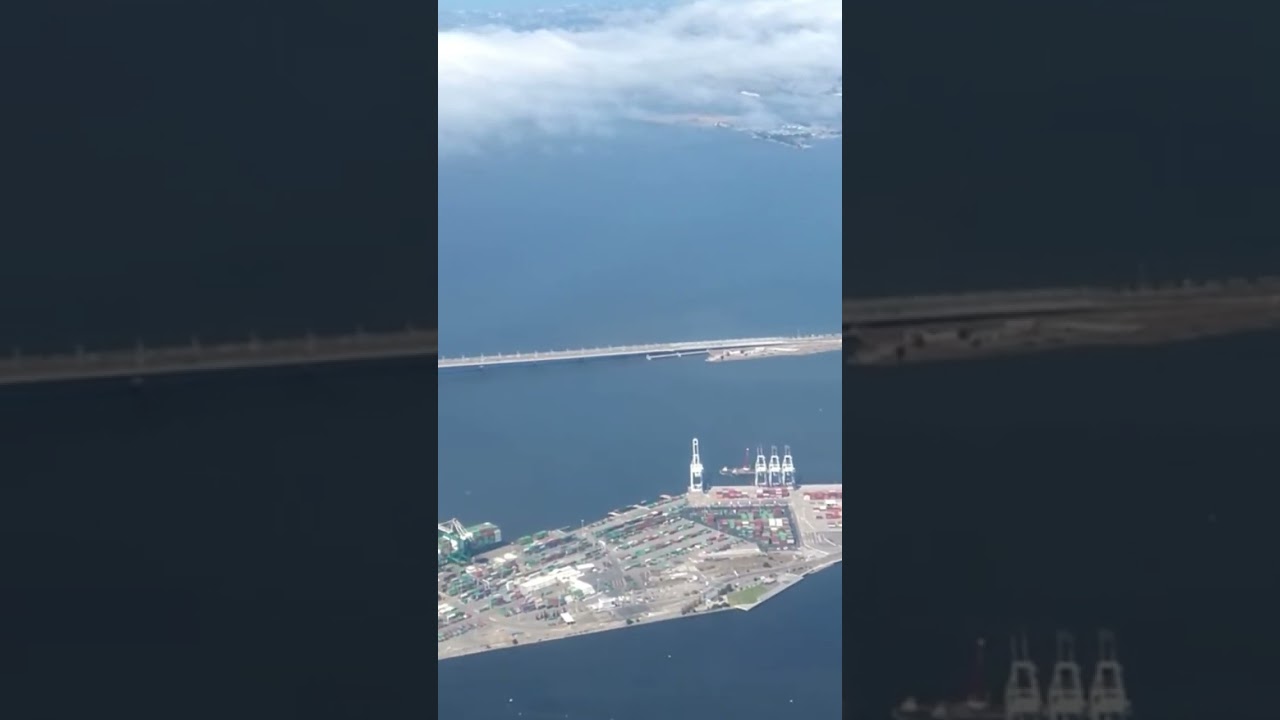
[439, 478, 842, 661]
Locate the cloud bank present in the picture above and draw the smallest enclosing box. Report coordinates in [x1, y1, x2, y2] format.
[438, 0, 842, 151]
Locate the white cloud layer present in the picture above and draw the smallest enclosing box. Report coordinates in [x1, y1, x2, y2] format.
[438, 0, 842, 151]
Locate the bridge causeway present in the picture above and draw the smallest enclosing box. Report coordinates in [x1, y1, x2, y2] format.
[436, 334, 842, 369]
[842, 276, 1280, 366]
[0, 328, 438, 388]
[844, 276, 1280, 327]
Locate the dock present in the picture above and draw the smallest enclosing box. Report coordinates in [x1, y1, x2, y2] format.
[0, 328, 437, 388]
[437, 482, 842, 661]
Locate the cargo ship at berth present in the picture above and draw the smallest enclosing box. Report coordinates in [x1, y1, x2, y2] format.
[720, 445, 798, 483]
[720, 448, 755, 476]
[438, 519, 502, 567]
[893, 631, 1132, 720]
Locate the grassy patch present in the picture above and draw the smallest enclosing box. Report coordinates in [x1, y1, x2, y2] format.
[726, 584, 769, 606]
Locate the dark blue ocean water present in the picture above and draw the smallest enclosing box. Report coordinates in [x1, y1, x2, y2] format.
[438, 127, 843, 720]
[0, 355, 434, 719]
[854, 5, 1280, 717]
[852, 335, 1280, 720]
[439, 126, 841, 352]
[1, 5, 431, 717]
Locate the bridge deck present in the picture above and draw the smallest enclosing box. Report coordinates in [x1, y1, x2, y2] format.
[0, 329, 438, 387]
[844, 277, 1280, 326]
[436, 334, 841, 369]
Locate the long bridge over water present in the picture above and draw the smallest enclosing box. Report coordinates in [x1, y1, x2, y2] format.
[0, 329, 839, 388]
[844, 276, 1280, 366]
[7, 276, 1272, 388]
[436, 334, 841, 369]
[0, 328, 438, 388]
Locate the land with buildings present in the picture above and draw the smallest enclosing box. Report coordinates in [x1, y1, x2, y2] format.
[439, 443, 841, 662]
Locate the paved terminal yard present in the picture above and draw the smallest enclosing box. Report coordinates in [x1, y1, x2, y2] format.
[438, 484, 843, 661]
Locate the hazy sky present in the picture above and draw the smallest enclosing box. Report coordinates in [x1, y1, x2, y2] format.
[437, 0, 841, 152]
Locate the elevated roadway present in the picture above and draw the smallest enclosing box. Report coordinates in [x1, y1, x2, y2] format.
[0, 328, 437, 388]
[844, 276, 1280, 366]
[844, 276, 1280, 327]
[437, 334, 840, 369]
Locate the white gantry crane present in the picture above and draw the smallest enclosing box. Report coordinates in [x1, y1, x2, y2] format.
[781, 445, 796, 486]
[1087, 630, 1131, 720]
[437, 518, 472, 542]
[767, 445, 782, 486]
[1046, 631, 1087, 720]
[1004, 632, 1044, 720]
[754, 446, 768, 487]
[689, 437, 704, 493]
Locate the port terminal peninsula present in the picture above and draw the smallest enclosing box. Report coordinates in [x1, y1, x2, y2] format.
[438, 441, 842, 661]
